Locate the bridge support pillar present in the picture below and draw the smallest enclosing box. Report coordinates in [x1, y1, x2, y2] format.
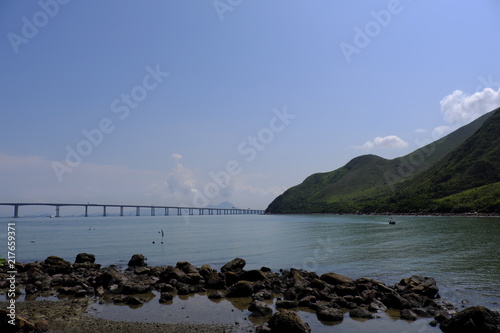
[177, 208, 182, 215]
[103, 206, 107, 217]
[55, 206, 60, 217]
[85, 206, 88, 217]
[165, 208, 169, 216]
[13, 205, 19, 218]
[136, 207, 140, 216]
[120, 206, 124, 216]
[151, 207, 155, 216]
[189, 208, 193, 215]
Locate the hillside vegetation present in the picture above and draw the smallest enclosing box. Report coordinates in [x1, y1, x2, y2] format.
[266, 108, 500, 214]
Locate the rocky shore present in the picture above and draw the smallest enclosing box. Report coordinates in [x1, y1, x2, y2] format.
[1, 254, 499, 332]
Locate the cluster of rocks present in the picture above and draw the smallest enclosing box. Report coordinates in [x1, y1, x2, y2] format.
[1, 254, 499, 332]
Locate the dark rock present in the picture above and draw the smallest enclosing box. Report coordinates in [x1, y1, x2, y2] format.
[25, 284, 38, 295]
[41, 256, 73, 275]
[223, 271, 241, 286]
[126, 296, 144, 305]
[159, 292, 174, 302]
[381, 291, 411, 309]
[161, 266, 187, 282]
[268, 309, 311, 333]
[256, 325, 272, 333]
[221, 258, 246, 272]
[75, 253, 95, 264]
[440, 306, 500, 333]
[159, 284, 176, 293]
[253, 289, 274, 301]
[121, 281, 151, 294]
[113, 295, 128, 303]
[261, 266, 272, 272]
[335, 284, 359, 296]
[128, 254, 147, 267]
[317, 308, 344, 322]
[208, 290, 225, 299]
[176, 261, 198, 274]
[320, 272, 354, 286]
[368, 300, 387, 312]
[283, 288, 298, 300]
[241, 270, 267, 282]
[249, 300, 273, 317]
[400, 309, 418, 321]
[349, 307, 375, 319]
[396, 275, 439, 299]
[226, 280, 254, 297]
[298, 296, 316, 308]
[275, 300, 299, 309]
[205, 272, 226, 289]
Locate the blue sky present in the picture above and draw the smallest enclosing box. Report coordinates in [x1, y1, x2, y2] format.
[1, 0, 500, 215]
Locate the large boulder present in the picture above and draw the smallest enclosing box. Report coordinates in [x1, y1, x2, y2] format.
[317, 308, 344, 322]
[226, 280, 254, 297]
[41, 256, 73, 275]
[440, 306, 500, 333]
[75, 253, 95, 264]
[221, 258, 246, 272]
[268, 310, 311, 333]
[249, 300, 273, 317]
[396, 275, 439, 299]
[320, 273, 354, 286]
[128, 254, 147, 267]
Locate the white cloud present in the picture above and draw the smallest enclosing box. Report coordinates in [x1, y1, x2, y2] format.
[432, 125, 452, 138]
[357, 135, 409, 150]
[414, 128, 427, 134]
[171, 153, 183, 160]
[439, 87, 500, 126]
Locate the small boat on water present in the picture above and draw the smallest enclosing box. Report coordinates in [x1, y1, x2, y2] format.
[389, 217, 396, 224]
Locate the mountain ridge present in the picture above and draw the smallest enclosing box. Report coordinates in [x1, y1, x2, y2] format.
[266, 108, 500, 214]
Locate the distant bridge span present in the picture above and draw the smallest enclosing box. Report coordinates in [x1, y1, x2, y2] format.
[0, 203, 264, 218]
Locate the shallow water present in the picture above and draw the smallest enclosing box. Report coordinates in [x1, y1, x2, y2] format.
[2, 214, 499, 331]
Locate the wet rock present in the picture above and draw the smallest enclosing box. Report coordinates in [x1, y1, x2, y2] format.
[335, 284, 359, 296]
[400, 309, 418, 321]
[127, 254, 147, 267]
[176, 261, 198, 274]
[121, 281, 151, 294]
[207, 290, 225, 299]
[349, 307, 375, 319]
[75, 253, 95, 264]
[268, 309, 311, 333]
[316, 308, 344, 322]
[396, 275, 439, 299]
[320, 272, 354, 286]
[298, 296, 316, 308]
[113, 295, 128, 303]
[226, 280, 254, 297]
[126, 296, 144, 305]
[368, 299, 387, 312]
[440, 306, 500, 333]
[249, 300, 273, 317]
[221, 258, 246, 272]
[223, 271, 241, 286]
[381, 291, 411, 310]
[253, 289, 274, 301]
[161, 266, 187, 282]
[159, 292, 174, 302]
[41, 256, 73, 275]
[275, 300, 299, 309]
[241, 270, 267, 282]
[25, 283, 38, 295]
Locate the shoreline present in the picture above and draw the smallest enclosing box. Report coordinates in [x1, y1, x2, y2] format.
[1, 255, 499, 332]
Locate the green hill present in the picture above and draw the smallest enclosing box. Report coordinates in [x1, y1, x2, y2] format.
[266, 108, 500, 214]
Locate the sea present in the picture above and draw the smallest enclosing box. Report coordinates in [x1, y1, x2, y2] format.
[1, 214, 499, 332]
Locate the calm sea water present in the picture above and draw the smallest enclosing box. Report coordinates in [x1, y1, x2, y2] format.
[2, 214, 499, 331]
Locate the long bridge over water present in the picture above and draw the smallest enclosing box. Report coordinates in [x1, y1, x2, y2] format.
[0, 203, 264, 218]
